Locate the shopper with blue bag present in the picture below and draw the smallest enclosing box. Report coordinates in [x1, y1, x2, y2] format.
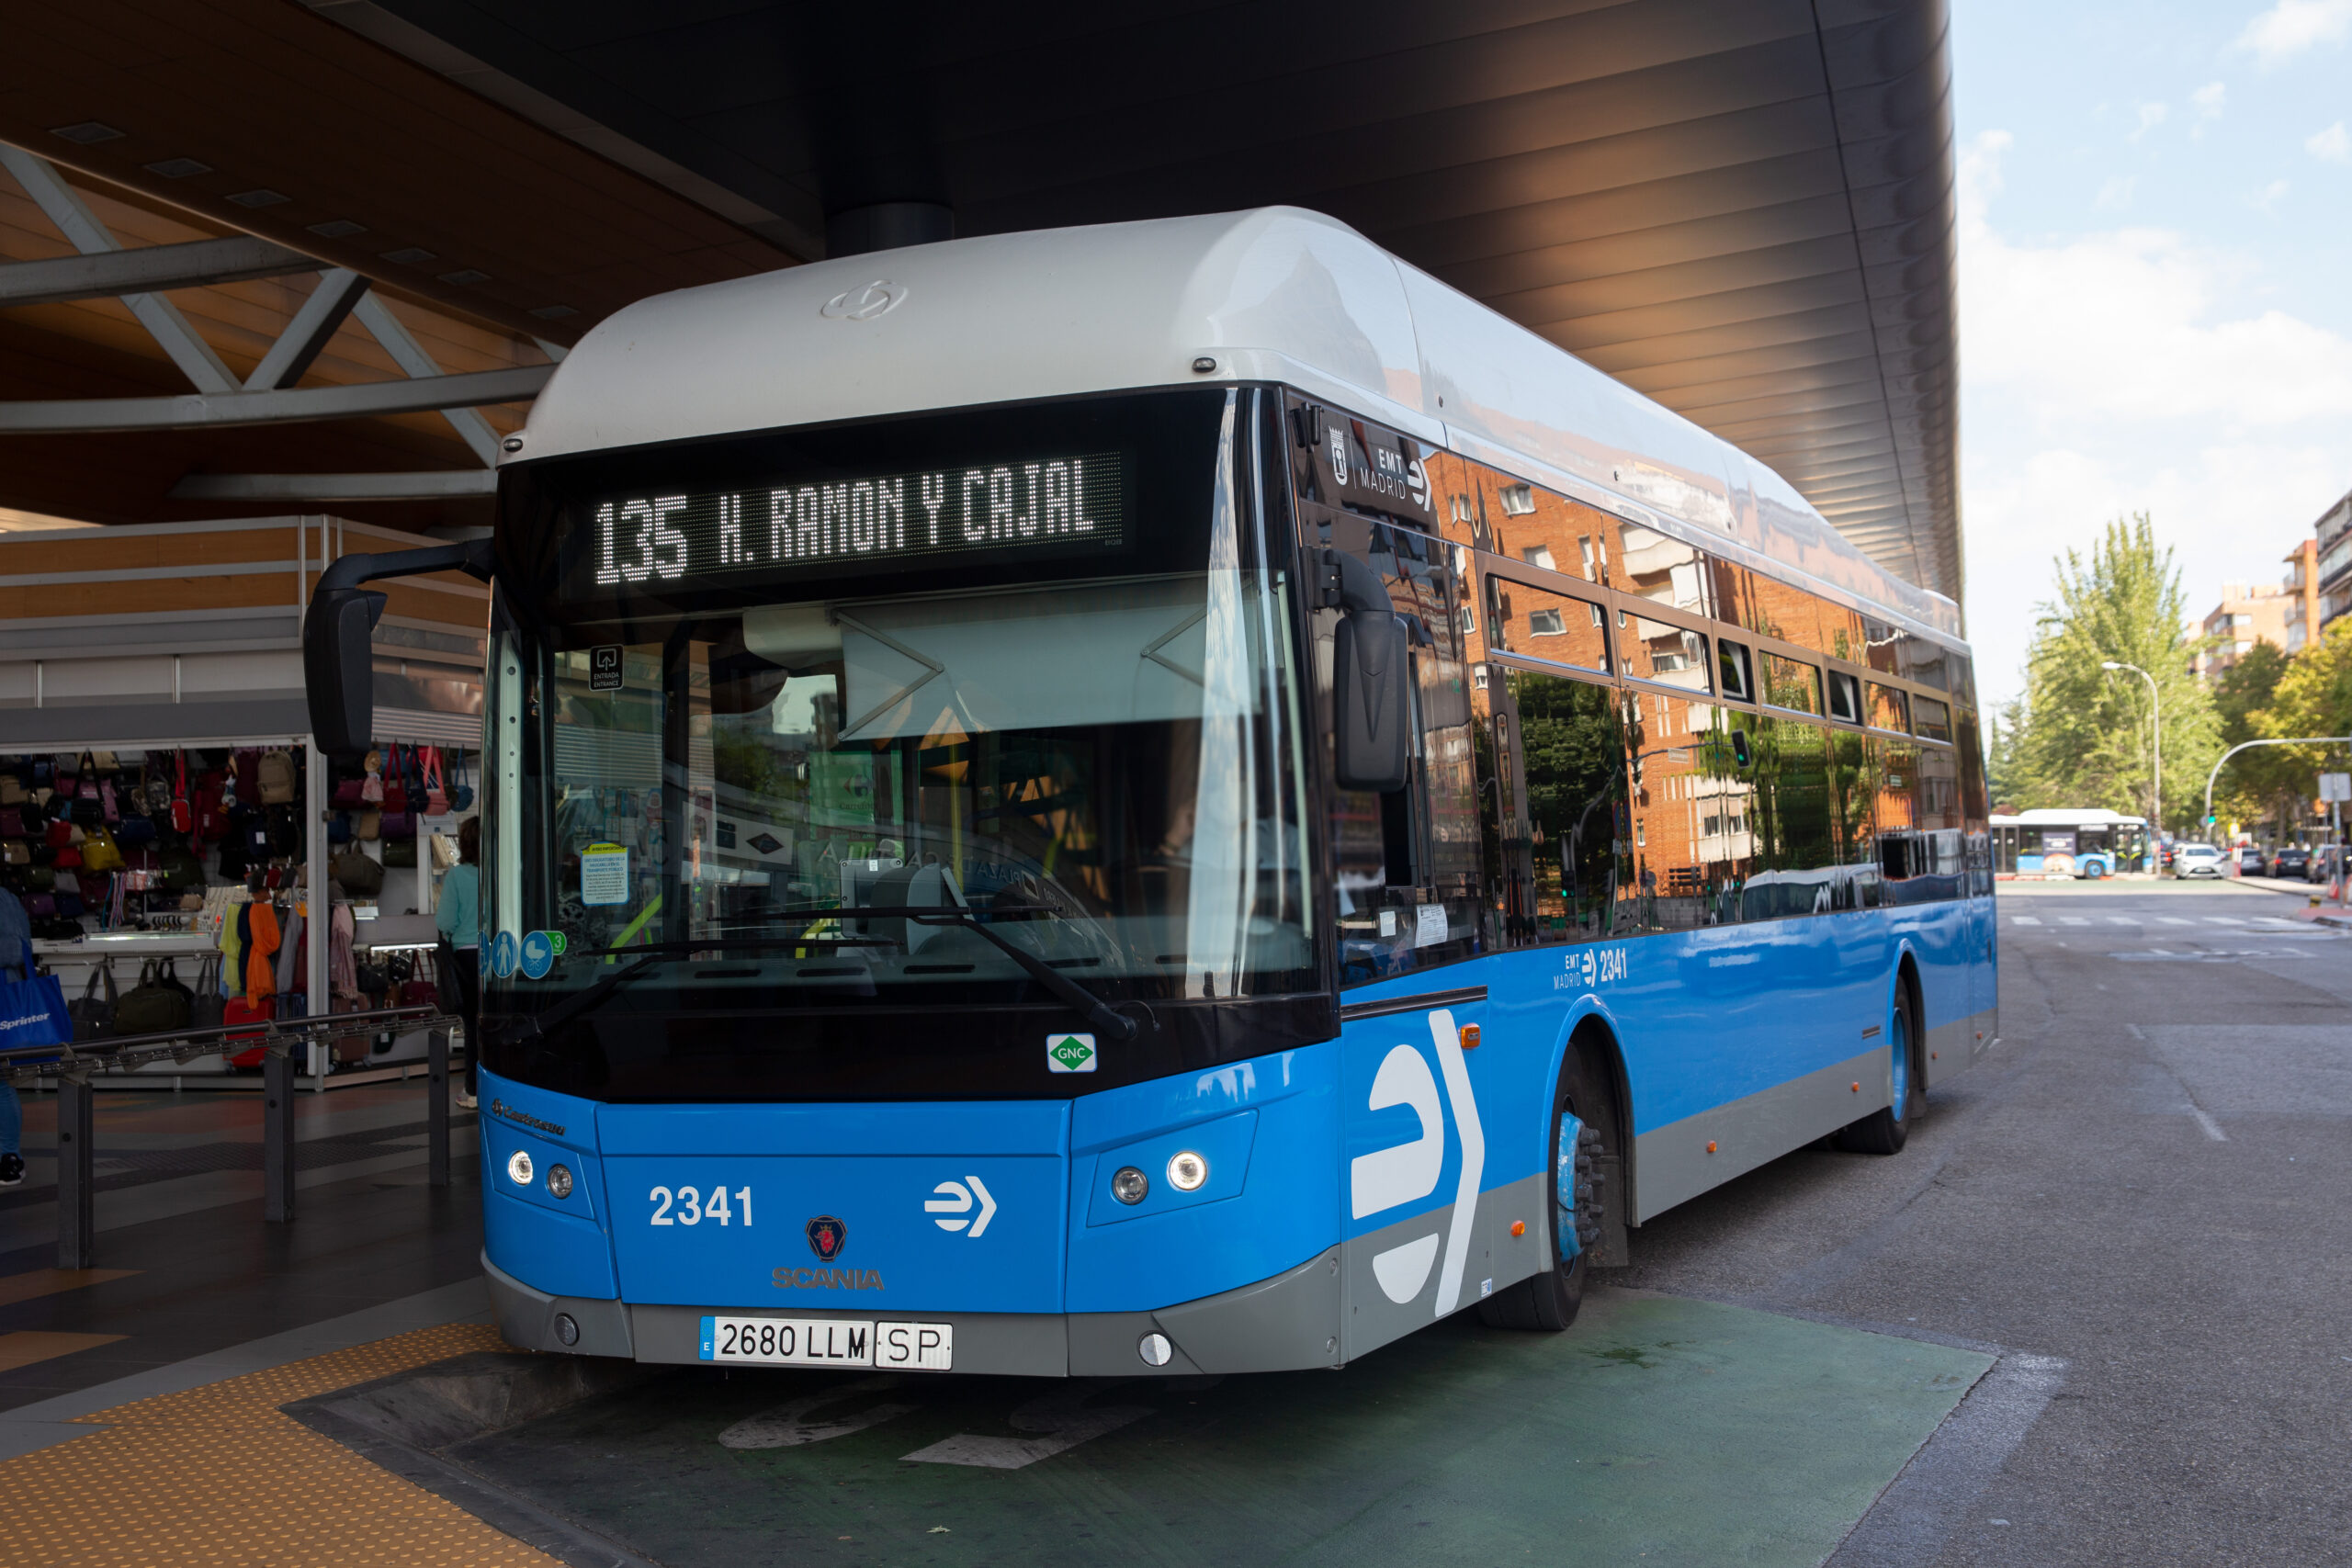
[0, 887, 71, 1185]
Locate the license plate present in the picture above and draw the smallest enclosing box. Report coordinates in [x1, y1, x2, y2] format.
[699, 1315, 954, 1371]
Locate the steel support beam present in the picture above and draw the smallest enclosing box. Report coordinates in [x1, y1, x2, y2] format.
[0, 233, 315, 306]
[170, 468, 496, 501]
[55, 1073, 95, 1269]
[353, 292, 500, 466]
[0, 364, 553, 433]
[0, 145, 240, 395]
[264, 1044, 296, 1222]
[245, 268, 370, 391]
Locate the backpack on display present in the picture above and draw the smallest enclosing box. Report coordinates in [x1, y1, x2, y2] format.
[80, 827, 124, 874]
[257, 750, 297, 806]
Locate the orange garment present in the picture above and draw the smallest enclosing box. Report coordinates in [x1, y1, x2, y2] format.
[243, 901, 282, 1000]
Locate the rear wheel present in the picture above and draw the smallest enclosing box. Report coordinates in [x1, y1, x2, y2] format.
[1838, 985, 1916, 1156]
[1479, 1048, 1610, 1331]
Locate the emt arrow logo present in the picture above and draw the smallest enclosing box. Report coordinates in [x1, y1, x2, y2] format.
[925, 1177, 997, 1237]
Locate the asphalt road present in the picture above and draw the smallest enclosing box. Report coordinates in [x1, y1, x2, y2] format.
[1619, 875, 2352, 1565]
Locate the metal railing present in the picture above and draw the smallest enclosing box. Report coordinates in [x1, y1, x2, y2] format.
[0, 1005, 466, 1269]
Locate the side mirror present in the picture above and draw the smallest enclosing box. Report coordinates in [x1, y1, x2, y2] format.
[1333, 607, 1410, 793]
[303, 586, 386, 758]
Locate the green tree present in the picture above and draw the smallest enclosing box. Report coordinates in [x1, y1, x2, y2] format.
[2211, 640, 2297, 836]
[2009, 513, 2220, 835]
[1984, 695, 2027, 810]
[2253, 617, 2352, 817]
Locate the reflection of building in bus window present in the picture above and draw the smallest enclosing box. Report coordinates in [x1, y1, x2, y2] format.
[1482, 572, 1610, 673]
[1474, 666, 1627, 947]
[1622, 689, 1755, 930]
[1762, 653, 1822, 715]
[1624, 614, 1710, 691]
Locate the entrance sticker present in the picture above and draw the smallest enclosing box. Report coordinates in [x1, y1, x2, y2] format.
[519, 931, 556, 980]
[489, 930, 520, 979]
[581, 842, 630, 906]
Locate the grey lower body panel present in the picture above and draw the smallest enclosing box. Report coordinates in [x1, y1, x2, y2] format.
[482, 1245, 1352, 1378]
[1928, 1005, 1998, 1084]
[1633, 1046, 1893, 1222]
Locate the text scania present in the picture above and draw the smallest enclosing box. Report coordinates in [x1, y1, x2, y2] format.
[589, 453, 1119, 587]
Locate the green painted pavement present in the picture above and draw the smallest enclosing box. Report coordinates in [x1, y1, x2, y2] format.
[450, 1290, 1992, 1567]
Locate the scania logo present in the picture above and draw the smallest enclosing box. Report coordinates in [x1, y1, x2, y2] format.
[820, 279, 907, 321]
[805, 1214, 848, 1260]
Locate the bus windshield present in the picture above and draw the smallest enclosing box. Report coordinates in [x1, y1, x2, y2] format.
[477, 390, 1316, 1074]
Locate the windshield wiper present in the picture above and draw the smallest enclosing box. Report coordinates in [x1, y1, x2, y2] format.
[495, 911, 1138, 1043]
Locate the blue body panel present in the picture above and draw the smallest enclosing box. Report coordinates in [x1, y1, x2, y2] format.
[481, 899, 1991, 1318]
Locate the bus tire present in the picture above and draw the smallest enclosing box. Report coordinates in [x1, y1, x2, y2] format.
[1839, 981, 1918, 1156]
[1477, 1047, 1610, 1331]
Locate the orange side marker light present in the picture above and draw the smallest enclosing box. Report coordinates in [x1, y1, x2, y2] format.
[1510, 1221, 1526, 1237]
[1705, 1141, 1717, 1154]
[1460, 1024, 1481, 1050]
[1851, 1082, 1861, 1092]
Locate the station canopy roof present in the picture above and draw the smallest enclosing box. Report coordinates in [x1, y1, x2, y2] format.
[0, 0, 1962, 604]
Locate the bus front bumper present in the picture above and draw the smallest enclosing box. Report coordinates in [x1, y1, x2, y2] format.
[484, 1246, 1344, 1377]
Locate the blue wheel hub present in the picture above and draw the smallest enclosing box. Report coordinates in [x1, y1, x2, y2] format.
[1889, 1007, 1910, 1123]
[1555, 1111, 1586, 1263]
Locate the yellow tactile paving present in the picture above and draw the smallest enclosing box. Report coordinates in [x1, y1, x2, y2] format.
[0, 1322, 564, 1568]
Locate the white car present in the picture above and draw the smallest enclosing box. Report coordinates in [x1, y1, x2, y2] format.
[2171, 842, 2224, 879]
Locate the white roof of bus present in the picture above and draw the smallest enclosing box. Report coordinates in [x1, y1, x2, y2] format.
[1992, 809, 2147, 825]
[514, 207, 1962, 642]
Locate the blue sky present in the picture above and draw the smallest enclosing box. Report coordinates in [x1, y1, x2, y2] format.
[1954, 0, 2352, 706]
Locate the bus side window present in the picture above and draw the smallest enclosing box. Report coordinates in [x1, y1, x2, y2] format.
[1716, 639, 1753, 702]
[1622, 689, 1755, 931]
[1476, 664, 1626, 946]
[1732, 715, 1838, 921]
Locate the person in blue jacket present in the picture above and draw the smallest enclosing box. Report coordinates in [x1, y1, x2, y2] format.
[436, 817, 481, 1110]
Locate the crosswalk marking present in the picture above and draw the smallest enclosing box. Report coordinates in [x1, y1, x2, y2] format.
[2157, 917, 2193, 926]
[2009, 916, 2042, 926]
[2202, 916, 2246, 925]
[2106, 917, 2134, 925]
[2060, 916, 2090, 926]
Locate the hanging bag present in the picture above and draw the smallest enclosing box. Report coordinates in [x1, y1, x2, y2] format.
[68, 960, 116, 1042]
[171, 751, 194, 835]
[423, 747, 448, 816]
[190, 953, 225, 1032]
[381, 745, 410, 816]
[449, 749, 473, 811]
[257, 750, 297, 807]
[80, 826, 125, 874]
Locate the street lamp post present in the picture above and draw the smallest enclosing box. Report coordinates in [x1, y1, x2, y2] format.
[2102, 660, 2160, 865]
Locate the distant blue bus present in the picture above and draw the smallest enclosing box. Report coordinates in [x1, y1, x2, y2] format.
[1994, 809, 2150, 878]
[317, 210, 1996, 1376]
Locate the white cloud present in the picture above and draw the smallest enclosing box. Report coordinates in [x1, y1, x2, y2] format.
[2236, 0, 2352, 68]
[2191, 82, 2226, 139]
[2249, 177, 2292, 212]
[1957, 130, 2352, 701]
[1959, 135, 2352, 424]
[2130, 101, 2170, 141]
[2308, 120, 2351, 161]
[2093, 175, 2135, 212]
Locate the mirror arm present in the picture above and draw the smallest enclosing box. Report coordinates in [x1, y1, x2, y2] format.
[1316, 547, 1390, 615]
[314, 536, 495, 595]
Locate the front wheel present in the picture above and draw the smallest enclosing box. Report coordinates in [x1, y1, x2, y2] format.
[1479, 1050, 1610, 1331]
[1838, 988, 1916, 1156]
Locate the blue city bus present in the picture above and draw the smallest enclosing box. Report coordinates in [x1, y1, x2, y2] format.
[307, 209, 1996, 1376]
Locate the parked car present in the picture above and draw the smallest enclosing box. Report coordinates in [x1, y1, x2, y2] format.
[2171, 842, 2224, 879]
[2235, 844, 2267, 875]
[2307, 845, 2344, 885]
[2271, 845, 2312, 879]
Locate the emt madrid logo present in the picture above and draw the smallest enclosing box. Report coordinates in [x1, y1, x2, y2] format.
[805, 1214, 848, 1261]
[1046, 1032, 1097, 1073]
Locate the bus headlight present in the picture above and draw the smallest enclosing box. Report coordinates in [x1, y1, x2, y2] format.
[1112, 1166, 1148, 1204]
[506, 1150, 534, 1186]
[546, 1164, 573, 1199]
[1166, 1150, 1207, 1191]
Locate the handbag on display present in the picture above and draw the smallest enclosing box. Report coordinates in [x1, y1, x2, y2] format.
[356, 809, 381, 841]
[330, 847, 384, 896]
[116, 812, 156, 845]
[30, 760, 51, 790]
[171, 752, 194, 835]
[0, 809, 23, 840]
[99, 776, 119, 826]
[266, 806, 301, 856]
[21, 894, 54, 918]
[423, 747, 448, 816]
[69, 961, 116, 1042]
[223, 993, 274, 1067]
[0, 841, 24, 867]
[331, 777, 366, 807]
[91, 750, 118, 773]
[0, 776, 22, 808]
[383, 836, 417, 869]
[190, 954, 225, 1032]
[379, 810, 415, 840]
[115, 958, 192, 1036]
[158, 845, 205, 893]
[381, 746, 409, 815]
[449, 749, 473, 811]
[51, 845, 82, 870]
[328, 812, 353, 846]
[45, 818, 72, 849]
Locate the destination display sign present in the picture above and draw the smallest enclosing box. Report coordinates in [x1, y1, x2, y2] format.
[563, 453, 1125, 596]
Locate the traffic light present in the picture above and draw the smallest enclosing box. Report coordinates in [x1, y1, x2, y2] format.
[2206, 815, 2217, 827]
